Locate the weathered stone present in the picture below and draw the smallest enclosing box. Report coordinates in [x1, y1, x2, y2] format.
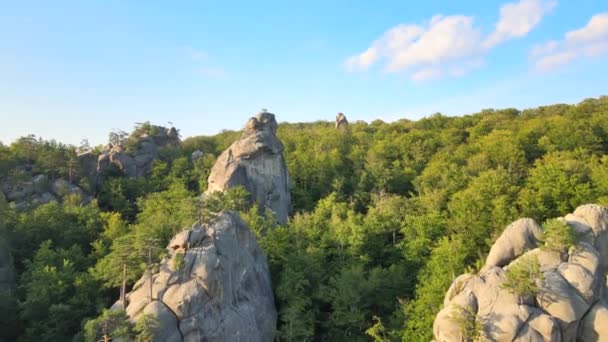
[537, 271, 589, 341]
[573, 204, 608, 267]
[443, 273, 475, 307]
[109, 152, 136, 178]
[434, 204, 608, 342]
[191, 150, 204, 162]
[580, 302, 608, 342]
[335, 112, 349, 130]
[139, 301, 182, 342]
[96, 124, 180, 181]
[206, 112, 292, 224]
[50, 179, 83, 197]
[37, 192, 56, 204]
[557, 262, 600, 304]
[433, 290, 478, 342]
[32, 174, 49, 193]
[121, 211, 276, 342]
[485, 218, 542, 268]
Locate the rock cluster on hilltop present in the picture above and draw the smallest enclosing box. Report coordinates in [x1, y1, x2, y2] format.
[206, 112, 292, 224]
[116, 211, 277, 342]
[434, 204, 608, 342]
[96, 125, 180, 179]
[0, 172, 86, 209]
[335, 112, 348, 130]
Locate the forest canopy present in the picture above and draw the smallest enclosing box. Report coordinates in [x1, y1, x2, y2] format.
[1, 96, 608, 341]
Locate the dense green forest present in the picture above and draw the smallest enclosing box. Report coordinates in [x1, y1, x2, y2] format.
[1, 96, 608, 341]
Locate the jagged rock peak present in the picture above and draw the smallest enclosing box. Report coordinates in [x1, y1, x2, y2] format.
[245, 112, 278, 134]
[335, 112, 348, 129]
[206, 112, 292, 224]
[434, 204, 608, 342]
[117, 211, 277, 342]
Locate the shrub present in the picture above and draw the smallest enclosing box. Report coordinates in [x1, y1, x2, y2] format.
[450, 304, 484, 341]
[501, 254, 543, 301]
[541, 219, 576, 252]
[173, 252, 185, 270]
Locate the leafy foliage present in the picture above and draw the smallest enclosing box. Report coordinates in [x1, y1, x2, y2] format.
[540, 219, 577, 252]
[1, 96, 608, 341]
[501, 254, 544, 301]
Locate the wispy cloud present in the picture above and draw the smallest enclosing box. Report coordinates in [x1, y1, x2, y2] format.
[532, 12, 608, 71]
[186, 46, 208, 61]
[483, 0, 556, 49]
[344, 0, 554, 82]
[196, 67, 226, 79]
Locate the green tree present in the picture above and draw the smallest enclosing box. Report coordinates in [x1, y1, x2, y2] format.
[501, 254, 544, 302]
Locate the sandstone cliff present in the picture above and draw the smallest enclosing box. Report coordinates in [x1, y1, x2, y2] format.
[206, 112, 292, 224]
[434, 204, 608, 342]
[117, 211, 277, 342]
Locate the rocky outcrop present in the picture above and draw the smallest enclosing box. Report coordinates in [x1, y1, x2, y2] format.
[0, 173, 87, 208]
[191, 150, 204, 162]
[118, 211, 277, 342]
[434, 204, 608, 342]
[97, 125, 180, 179]
[206, 112, 292, 224]
[335, 112, 348, 130]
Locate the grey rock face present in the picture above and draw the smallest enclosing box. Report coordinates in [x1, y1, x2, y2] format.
[191, 150, 204, 162]
[120, 211, 277, 342]
[50, 179, 84, 198]
[335, 112, 348, 130]
[434, 204, 608, 342]
[96, 125, 180, 179]
[484, 218, 542, 268]
[206, 112, 292, 224]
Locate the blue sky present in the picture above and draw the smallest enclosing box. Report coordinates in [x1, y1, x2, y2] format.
[0, 0, 606, 146]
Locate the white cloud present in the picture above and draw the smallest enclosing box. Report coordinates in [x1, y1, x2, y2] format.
[411, 67, 443, 83]
[532, 12, 608, 71]
[566, 13, 608, 44]
[483, 0, 556, 49]
[345, 0, 554, 82]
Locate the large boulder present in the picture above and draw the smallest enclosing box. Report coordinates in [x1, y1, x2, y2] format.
[206, 112, 292, 224]
[484, 218, 542, 268]
[434, 204, 608, 342]
[120, 211, 277, 342]
[50, 179, 83, 198]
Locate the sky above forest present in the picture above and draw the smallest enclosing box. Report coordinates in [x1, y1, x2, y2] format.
[0, 0, 607, 145]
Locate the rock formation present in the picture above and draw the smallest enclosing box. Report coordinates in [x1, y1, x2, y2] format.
[97, 125, 180, 179]
[0, 172, 88, 208]
[117, 211, 277, 342]
[335, 112, 348, 130]
[434, 204, 608, 342]
[206, 112, 292, 224]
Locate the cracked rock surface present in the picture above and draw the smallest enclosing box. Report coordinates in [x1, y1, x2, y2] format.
[434, 204, 608, 342]
[206, 112, 292, 224]
[118, 211, 277, 342]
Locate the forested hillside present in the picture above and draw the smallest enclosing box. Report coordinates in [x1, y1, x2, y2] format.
[1, 96, 608, 341]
